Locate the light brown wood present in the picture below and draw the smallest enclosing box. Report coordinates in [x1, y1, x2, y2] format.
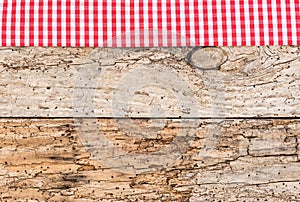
[0, 119, 299, 201]
[0, 46, 299, 117]
[0, 46, 299, 201]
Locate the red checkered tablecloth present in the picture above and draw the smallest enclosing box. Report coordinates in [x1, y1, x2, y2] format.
[0, 0, 299, 47]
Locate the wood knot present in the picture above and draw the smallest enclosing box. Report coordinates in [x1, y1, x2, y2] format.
[186, 47, 228, 70]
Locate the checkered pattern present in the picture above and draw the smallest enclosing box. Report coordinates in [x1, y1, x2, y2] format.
[0, 0, 299, 47]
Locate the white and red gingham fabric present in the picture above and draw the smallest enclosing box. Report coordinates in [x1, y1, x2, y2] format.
[0, 0, 299, 47]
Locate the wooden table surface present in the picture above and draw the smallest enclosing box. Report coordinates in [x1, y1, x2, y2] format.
[0, 46, 299, 201]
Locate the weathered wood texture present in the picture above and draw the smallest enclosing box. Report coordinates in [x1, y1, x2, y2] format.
[0, 46, 299, 117]
[0, 46, 299, 201]
[0, 119, 299, 201]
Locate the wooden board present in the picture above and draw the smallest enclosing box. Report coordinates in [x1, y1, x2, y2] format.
[0, 46, 299, 201]
[0, 119, 299, 201]
[0, 46, 299, 117]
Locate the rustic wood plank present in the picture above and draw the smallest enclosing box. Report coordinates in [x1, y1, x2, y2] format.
[0, 46, 299, 117]
[0, 119, 299, 201]
[0, 46, 299, 202]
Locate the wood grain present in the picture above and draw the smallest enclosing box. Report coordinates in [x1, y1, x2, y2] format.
[0, 46, 298, 117]
[0, 46, 299, 201]
[0, 119, 299, 201]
